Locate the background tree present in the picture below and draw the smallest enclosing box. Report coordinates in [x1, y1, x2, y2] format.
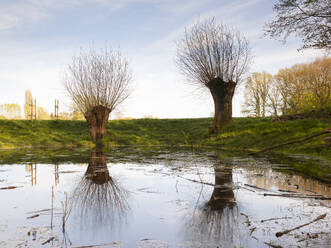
[0, 104, 22, 119]
[176, 18, 251, 132]
[242, 72, 272, 117]
[265, 0, 331, 50]
[305, 57, 331, 108]
[274, 66, 307, 114]
[273, 58, 331, 114]
[267, 78, 282, 117]
[71, 104, 85, 120]
[37, 106, 50, 120]
[64, 47, 132, 142]
[24, 90, 33, 120]
[241, 57, 330, 117]
[59, 111, 72, 120]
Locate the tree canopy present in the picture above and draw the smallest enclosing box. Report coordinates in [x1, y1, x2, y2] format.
[242, 57, 331, 117]
[265, 0, 331, 50]
[176, 18, 251, 87]
[64, 47, 132, 117]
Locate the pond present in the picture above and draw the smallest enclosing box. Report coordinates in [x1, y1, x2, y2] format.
[0, 148, 330, 248]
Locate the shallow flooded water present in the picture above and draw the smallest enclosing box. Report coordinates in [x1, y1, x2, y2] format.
[0, 149, 330, 248]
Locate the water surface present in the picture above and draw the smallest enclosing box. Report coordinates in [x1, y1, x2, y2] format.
[0, 149, 330, 247]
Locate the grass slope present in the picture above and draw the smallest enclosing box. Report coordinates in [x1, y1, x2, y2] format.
[0, 117, 330, 181]
[108, 118, 331, 159]
[0, 117, 330, 159]
[0, 120, 91, 149]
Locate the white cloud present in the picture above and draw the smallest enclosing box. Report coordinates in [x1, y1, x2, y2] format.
[0, 14, 19, 30]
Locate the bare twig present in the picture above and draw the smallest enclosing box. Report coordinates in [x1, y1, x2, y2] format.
[240, 213, 251, 226]
[261, 216, 292, 223]
[249, 227, 256, 236]
[275, 213, 327, 237]
[0, 186, 23, 190]
[263, 193, 331, 200]
[61, 192, 72, 233]
[250, 129, 331, 155]
[42, 237, 55, 245]
[72, 243, 120, 248]
[264, 242, 283, 248]
[177, 175, 215, 186]
[298, 233, 319, 242]
[26, 209, 51, 214]
[244, 183, 271, 191]
[27, 214, 40, 219]
[51, 185, 54, 230]
[239, 186, 255, 192]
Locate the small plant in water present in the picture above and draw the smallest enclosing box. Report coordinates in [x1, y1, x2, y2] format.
[61, 192, 72, 233]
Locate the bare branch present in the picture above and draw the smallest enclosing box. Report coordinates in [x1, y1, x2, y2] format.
[264, 0, 331, 50]
[63, 46, 132, 116]
[176, 18, 251, 88]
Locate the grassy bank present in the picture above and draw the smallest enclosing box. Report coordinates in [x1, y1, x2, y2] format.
[107, 117, 330, 158]
[0, 117, 330, 158]
[0, 117, 330, 181]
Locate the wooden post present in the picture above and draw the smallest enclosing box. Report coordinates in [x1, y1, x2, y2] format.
[28, 99, 37, 120]
[34, 164, 37, 185]
[34, 99, 36, 120]
[54, 164, 59, 186]
[30, 164, 33, 185]
[30, 99, 33, 120]
[54, 100, 59, 120]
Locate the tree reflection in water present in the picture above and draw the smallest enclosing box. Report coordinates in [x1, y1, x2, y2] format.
[69, 149, 130, 229]
[186, 165, 241, 246]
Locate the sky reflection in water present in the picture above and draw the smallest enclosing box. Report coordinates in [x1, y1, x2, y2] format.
[0, 150, 330, 248]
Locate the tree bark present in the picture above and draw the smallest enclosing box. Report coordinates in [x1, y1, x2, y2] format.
[207, 166, 235, 211]
[207, 78, 236, 133]
[86, 149, 110, 185]
[84, 105, 111, 143]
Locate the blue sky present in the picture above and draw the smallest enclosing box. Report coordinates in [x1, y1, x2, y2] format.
[0, 0, 324, 118]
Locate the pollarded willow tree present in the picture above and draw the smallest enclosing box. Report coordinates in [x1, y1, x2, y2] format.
[64, 47, 132, 142]
[176, 18, 251, 132]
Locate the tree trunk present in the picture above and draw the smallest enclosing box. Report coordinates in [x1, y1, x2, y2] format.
[207, 78, 236, 133]
[86, 149, 109, 185]
[207, 166, 235, 211]
[84, 105, 111, 143]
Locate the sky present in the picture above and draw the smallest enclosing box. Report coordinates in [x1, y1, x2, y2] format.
[0, 0, 325, 119]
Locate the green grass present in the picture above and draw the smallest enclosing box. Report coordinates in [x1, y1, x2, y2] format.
[0, 120, 92, 149]
[0, 117, 330, 181]
[0, 117, 330, 158]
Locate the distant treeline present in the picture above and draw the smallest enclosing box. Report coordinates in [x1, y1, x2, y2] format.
[242, 57, 330, 117]
[0, 90, 85, 120]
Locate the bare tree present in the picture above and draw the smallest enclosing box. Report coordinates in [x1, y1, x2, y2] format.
[176, 18, 251, 132]
[0, 104, 22, 119]
[242, 72, 272, 117]
[267, 79, 282, 117]
[305, 57, 331, 108]
[274, 57, 331, 114]
[67, 150, 130, 232]
[184, 165, 238, 245]
[264, 0, 331, 50]
[64, 46, 132, 142]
